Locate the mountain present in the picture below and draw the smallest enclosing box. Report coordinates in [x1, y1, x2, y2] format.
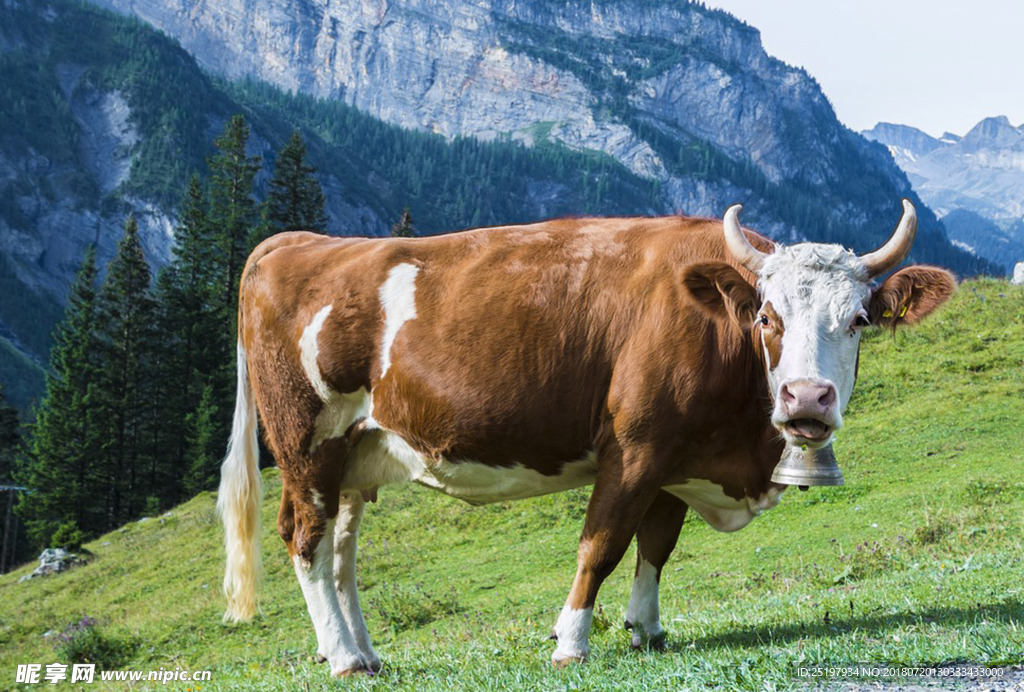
[0, 0, 994, 408]
[84, 0, 991, 262]
[863, 118, 1024, 272]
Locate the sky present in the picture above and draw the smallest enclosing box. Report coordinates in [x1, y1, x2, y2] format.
[703, 0, 1024, 138]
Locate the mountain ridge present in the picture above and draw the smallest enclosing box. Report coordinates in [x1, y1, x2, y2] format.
[863, 117, 1024, 271]
[85, 0, 985, 264]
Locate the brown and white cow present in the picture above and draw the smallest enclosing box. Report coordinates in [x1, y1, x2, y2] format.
[218, 200, 954, 675]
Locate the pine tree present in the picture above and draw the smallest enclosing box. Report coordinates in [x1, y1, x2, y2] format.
[17, 247, 103, 547]
[391, 207, 416, 238]
[93, 215, 158, 526]
[152, 175, 223, 503]
[267, 130, 328, 235]
[208, 114, 262, 316]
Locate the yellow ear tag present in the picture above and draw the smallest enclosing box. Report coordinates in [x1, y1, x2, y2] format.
[899, 305, 908, 317]
[883, 309, 893, 318]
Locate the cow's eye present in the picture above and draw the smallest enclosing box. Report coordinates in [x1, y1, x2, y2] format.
[759, 314, 770, 327]
[850, 312, 870, 333]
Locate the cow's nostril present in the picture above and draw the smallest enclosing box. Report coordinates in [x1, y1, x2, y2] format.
[818, 385, 836, 409]
[780, 383, 797, 406]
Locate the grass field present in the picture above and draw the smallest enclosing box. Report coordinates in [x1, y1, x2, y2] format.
[1, 279, 1022, 691]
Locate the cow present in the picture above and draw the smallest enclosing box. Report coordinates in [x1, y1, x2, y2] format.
[217, 200, 954, 676]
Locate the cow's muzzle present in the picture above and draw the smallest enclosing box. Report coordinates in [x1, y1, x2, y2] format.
[774, 378, 840, 448]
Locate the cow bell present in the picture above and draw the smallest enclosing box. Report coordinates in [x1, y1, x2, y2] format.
[771, 442, 844, 486]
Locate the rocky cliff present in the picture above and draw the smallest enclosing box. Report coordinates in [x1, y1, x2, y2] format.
[88, 0, 973, 257]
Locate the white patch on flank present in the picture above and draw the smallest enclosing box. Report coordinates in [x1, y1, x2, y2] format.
[625, 558, 663, 648]
[299, 305, 334, 402]
[378, 263, 420, 379]
[292, 520, 372, 676]
[342, 436, 598, 506]
[333, 493, 379, 670]
[417, 451, 599, 505]
[664, 479, 783, 533]
[552, 606, 593, 663]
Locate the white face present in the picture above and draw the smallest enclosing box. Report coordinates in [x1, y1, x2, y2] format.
[754, 244, 873, 449]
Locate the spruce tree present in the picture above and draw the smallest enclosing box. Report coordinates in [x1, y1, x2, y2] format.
[93, 215, 158, 526]
[153, 175, 222, 503]
[17, 247, 103, 547]
[208, 115, 262, 316]
[267, 130, 327, 235]
[391, 207, 416, 238]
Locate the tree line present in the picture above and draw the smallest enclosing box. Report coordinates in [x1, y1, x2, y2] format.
[5, 116, 346, 553]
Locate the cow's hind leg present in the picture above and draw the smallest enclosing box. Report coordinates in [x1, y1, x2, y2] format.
[625, 490, 687, 649]
[551, 445, 663, 665]
[280, 471, 375, 677]
[332, 491, 380, 671]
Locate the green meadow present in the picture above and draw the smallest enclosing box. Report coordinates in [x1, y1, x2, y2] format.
[1, 278, 1022, 690]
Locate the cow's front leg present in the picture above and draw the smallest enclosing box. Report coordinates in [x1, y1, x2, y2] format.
[551, 452, 661, 666]
[625, 490, 687, 649]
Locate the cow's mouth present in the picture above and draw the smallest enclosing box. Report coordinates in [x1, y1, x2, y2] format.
[783, 418, 832, 442]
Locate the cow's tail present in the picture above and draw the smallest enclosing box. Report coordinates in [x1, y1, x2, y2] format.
[217, 340, 262, 623]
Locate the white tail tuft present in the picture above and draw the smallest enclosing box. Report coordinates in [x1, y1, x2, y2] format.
[218, 341, 262, 622]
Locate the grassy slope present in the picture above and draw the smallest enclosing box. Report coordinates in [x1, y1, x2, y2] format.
[1, 279, 1022, 691]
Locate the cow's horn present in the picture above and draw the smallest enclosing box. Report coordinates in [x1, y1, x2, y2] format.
[723, 204, 767, 273]
[859, 199, 917, 278]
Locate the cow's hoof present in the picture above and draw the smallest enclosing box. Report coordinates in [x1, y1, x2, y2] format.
[331, 654, 382, 678]
[551, 654, 587, 668]
[333, 663, 380, 678]
[334, 666, 368, 678]
[626, 621, 667, 650]
[630, 631, 667, 651]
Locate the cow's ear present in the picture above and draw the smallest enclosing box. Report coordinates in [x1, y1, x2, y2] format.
[869, 265, 956, 330]
[681, 262, 759, 328]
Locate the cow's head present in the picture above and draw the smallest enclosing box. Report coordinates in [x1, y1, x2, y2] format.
[684, 200, 955, 450]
